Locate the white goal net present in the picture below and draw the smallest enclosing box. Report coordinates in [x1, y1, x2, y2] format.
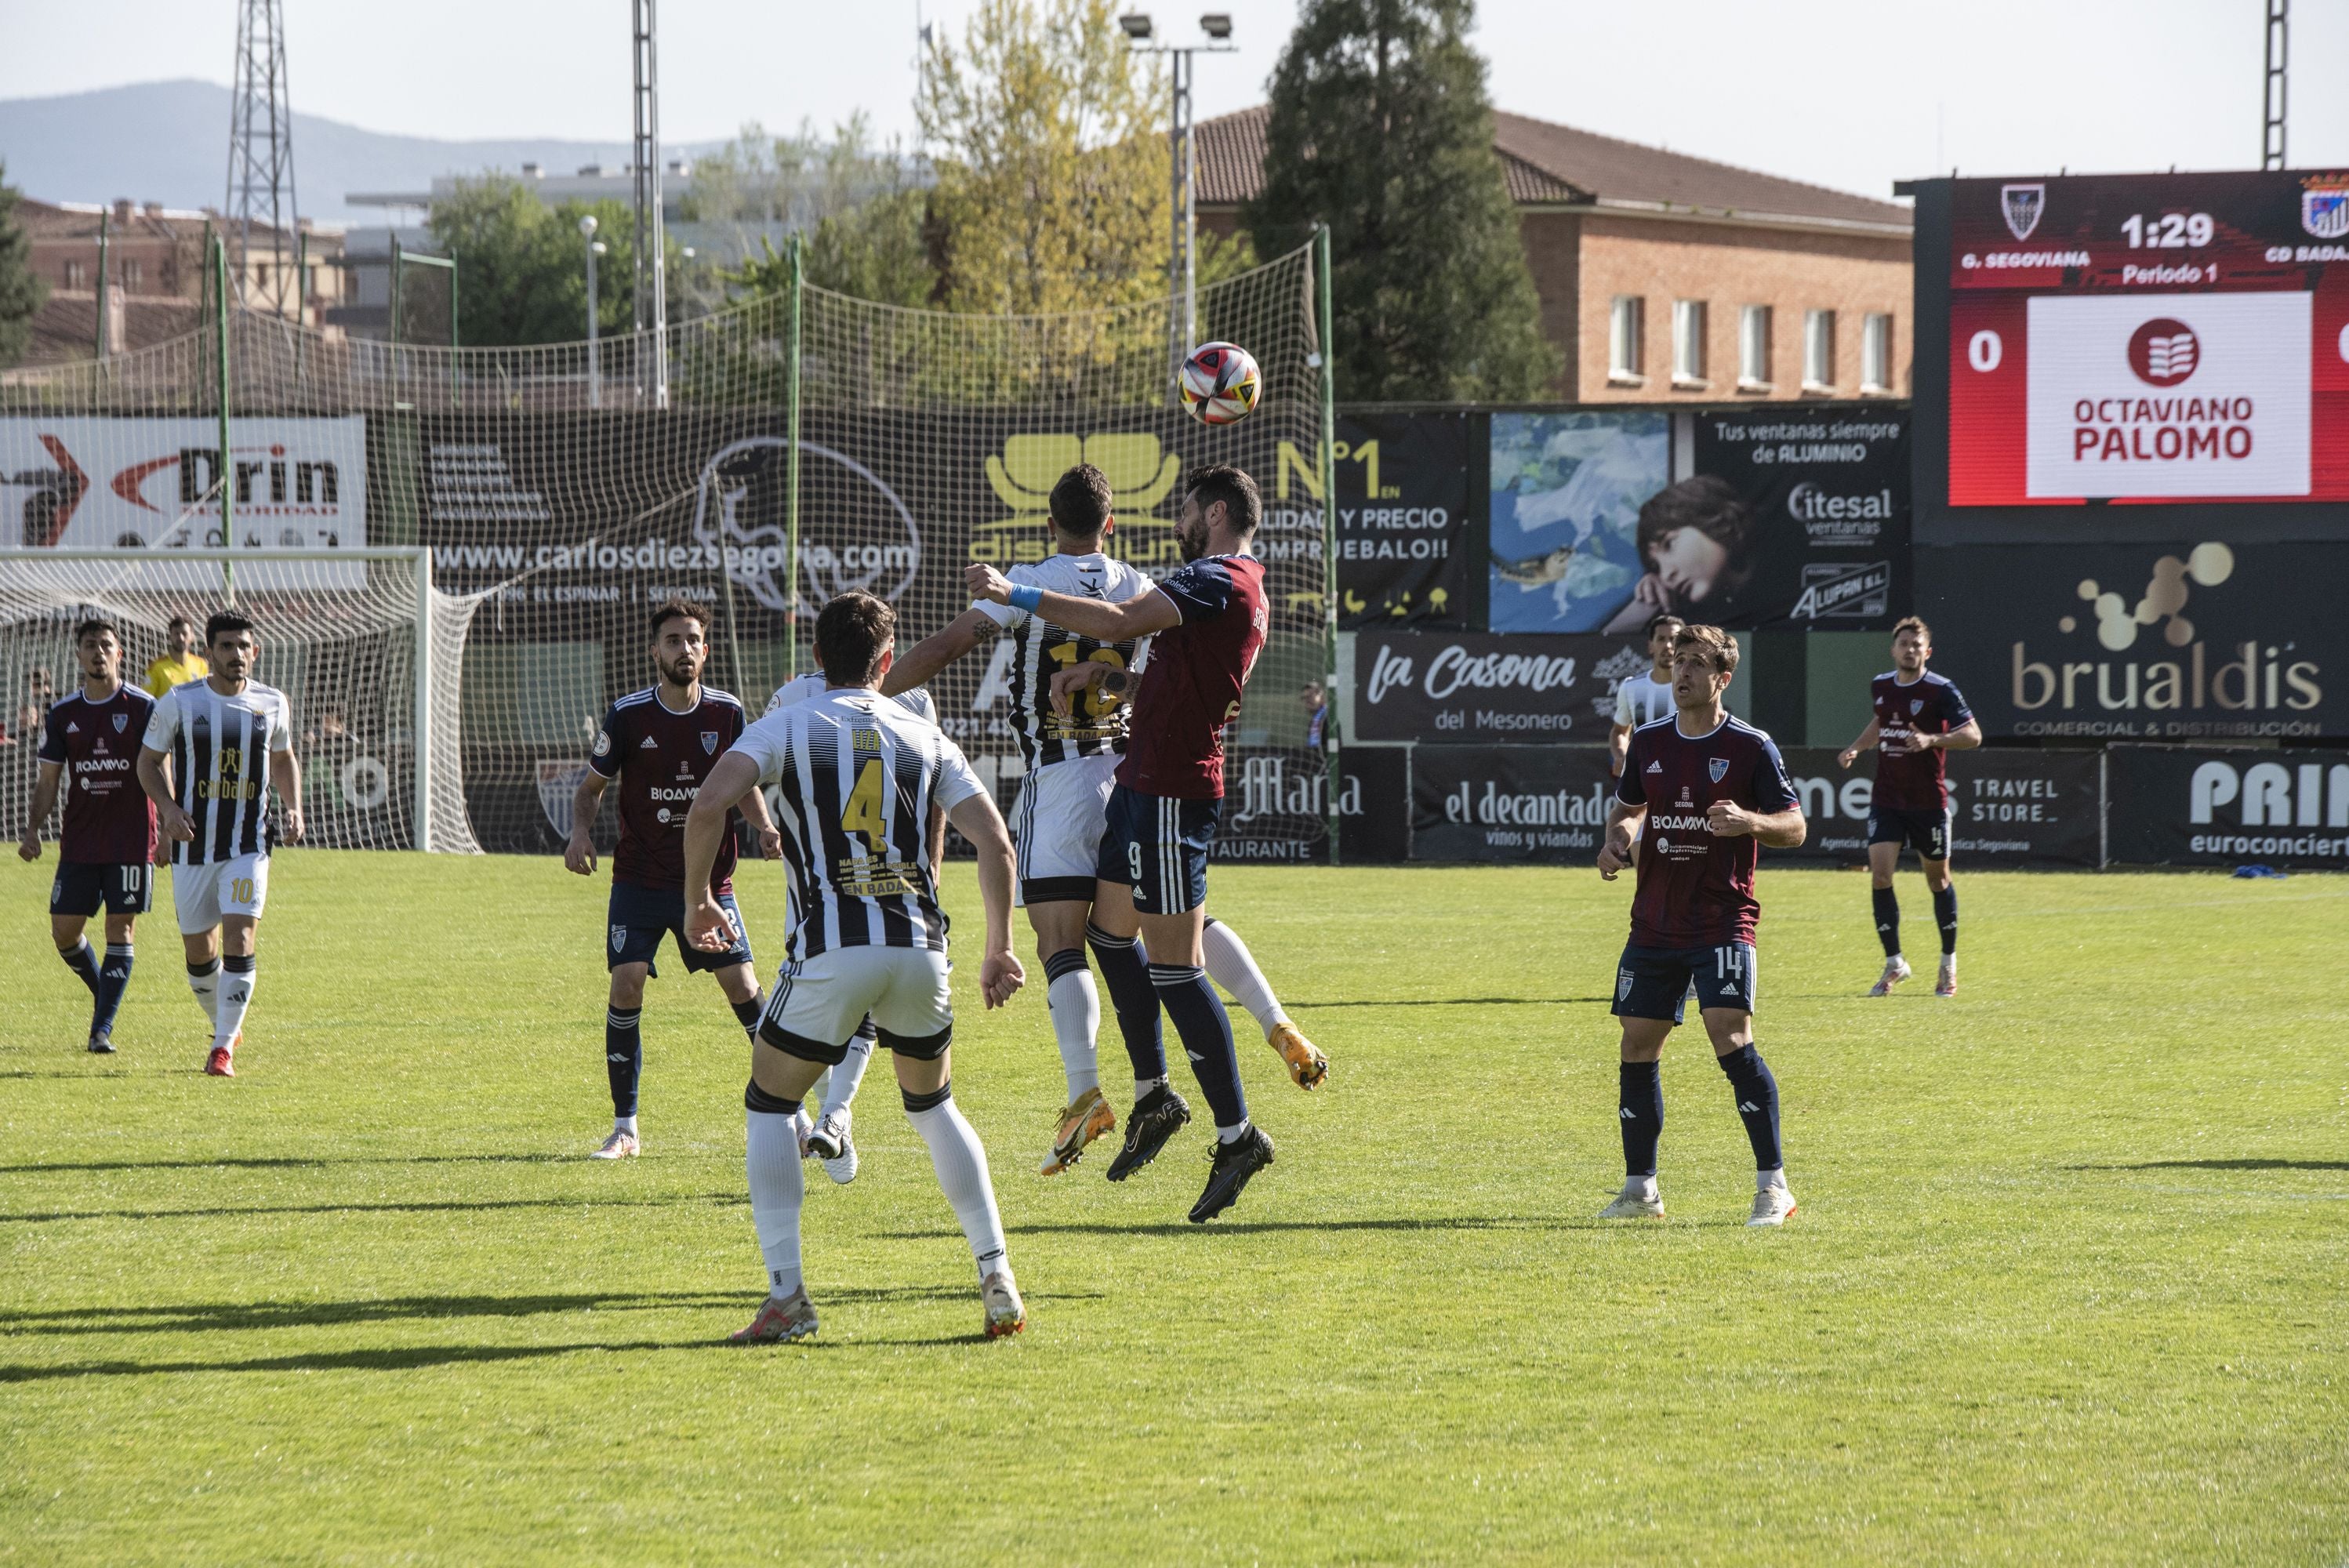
[0, 243, 1333, 861]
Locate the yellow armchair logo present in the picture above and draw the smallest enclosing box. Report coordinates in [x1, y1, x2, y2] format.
[973, 433, 1187, 569]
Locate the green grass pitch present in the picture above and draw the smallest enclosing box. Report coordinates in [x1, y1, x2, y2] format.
[2, 851, 2345, 1564]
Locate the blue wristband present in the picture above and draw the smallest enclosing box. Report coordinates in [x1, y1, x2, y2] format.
[1007, 583, 1044, 613]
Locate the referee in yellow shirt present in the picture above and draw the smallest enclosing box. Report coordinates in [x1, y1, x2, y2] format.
[142, 615, 209, 697]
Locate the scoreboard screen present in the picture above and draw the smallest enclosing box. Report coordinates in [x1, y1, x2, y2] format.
[1945, 170, 2349, 506]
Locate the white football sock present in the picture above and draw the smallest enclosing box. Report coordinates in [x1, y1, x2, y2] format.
[1201, 919, 1289, 1040]
[1758, 1167, 1787, 1192]
[821, 1030, 877, 1122]
[212, 956, 256, 1050]
[1628, 1174, 1660, 1201]
[1215, 1119, 1251, 1145]
[614, 1115, 638, 1137]
[745, 1106, 806, 1298]
[906, 1094, 1007, 1280]
[1047, 967, 1103, 1100]
[187, 959, 221, 1027]
[1135, 1076, 1168, 1103]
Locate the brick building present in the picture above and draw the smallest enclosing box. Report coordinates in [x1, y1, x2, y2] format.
[1195, 107, 1912, 402]
[12, 198, 347, 364]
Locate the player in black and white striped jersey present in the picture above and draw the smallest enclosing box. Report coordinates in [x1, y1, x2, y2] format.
[135, 610, 305, 1079]
[685, 591, 1027, 1344]
[886, 462, 1325, 1183]
[755, 673, 946, 1183]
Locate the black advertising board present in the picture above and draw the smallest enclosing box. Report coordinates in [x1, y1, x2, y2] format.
[1908, 170, 2349, 543]
[1410, 745, 1617, 862]
[1332, 411, 1475, 629]
[1693, 408, 1912, 628]
[1212, 746, 1410, 865]
[1918, 540, 2344, 740]
[2106, 746, 2349, 867]
[1772, 748, 2103, 867]
[1354, 630, 1650, 744]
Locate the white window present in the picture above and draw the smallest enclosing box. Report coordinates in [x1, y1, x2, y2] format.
[1672, 299, 1708, 385]
[121, 259, 143, 291]
[1803, 309, 1836, 390]
[65, 260, 86, 290]
[1608, 296, 1644, 382]
[1738, 305, 1772, 390]
[1862, 313, 1894, 393]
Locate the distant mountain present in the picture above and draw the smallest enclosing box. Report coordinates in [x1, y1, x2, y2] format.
[0, 79, 732, 223]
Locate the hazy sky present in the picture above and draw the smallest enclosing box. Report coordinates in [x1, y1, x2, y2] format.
[4, 0, 2343, 199]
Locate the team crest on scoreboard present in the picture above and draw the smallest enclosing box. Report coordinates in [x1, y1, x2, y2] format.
[700, 731, 719, 755]
[2000, 182, 2046, 241]
[1708, 757, 1729, 782]
[2302, 181, 2349, 241]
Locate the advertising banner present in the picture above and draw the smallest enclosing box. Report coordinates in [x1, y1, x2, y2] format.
[1773, 747, 2103, 866]
[1942, 170, 2349, 506]
[0, 416, 370, 553]
[1354, 629, 1650, 744]
[1332, 411, 1474, 629]
[1410, 744, 1617, 862]
[1691, 409, 1912, 628]
[1919, 540, 2344, 740]
[1211, 744, 1411, 864]
[1487, 410, 1671, 633]
[2106, 746, 2349, 867]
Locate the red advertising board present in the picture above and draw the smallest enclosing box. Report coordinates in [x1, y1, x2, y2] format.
[1945, 170, 2349, 506]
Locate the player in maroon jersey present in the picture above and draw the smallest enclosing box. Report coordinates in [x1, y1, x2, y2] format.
[18, 619, 158, 1054]
[965, 463, 1277, 1223]
[1837, 617, 1981, 999]
[565, 597, 783, 1159]
[1598, 624, 1807, 1227]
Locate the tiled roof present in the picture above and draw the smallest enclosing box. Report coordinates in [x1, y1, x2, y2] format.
[1195, 104, 1909, 231]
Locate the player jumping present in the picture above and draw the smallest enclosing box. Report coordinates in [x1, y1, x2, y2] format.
[1597, 624, 1806, 1227]
[894, 461, 1323, 1180]
[565, 597, 782, 1159]
[685, 591, 1027, 1342]
[1837, 616, 1980, 998]
[755, 671, 946, 1185]
[19, 619, 158, 1054]
[965, 461, 1277, 1224]
[136, 611, 304, 1078]
[1607, 613, 1684, 777]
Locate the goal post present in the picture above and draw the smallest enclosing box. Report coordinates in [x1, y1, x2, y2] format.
[0, 546, 477, 855]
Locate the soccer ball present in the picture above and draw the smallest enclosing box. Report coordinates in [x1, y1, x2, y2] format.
[1179, 342, 1262, 426]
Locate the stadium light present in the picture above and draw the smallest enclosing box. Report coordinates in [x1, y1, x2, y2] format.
[1120, 13, 1237, 368]
[582, 216, 603, 410]
[1200, 13, 1231, 38]
[1119, 12, 1154, 40]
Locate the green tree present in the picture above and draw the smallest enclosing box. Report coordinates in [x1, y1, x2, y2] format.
[919, 0, 1170, 316]
[427, 175, 655, 347]
[0, 162, 49, 368]
[1246, 0, 1556, 401]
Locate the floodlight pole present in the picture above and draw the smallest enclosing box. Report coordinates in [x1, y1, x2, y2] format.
[583, 216, 602, 408]
[1124, 18, 1236, 369]
[2263, 0, 2288, 171]
[1315, 223, 1340, 867]
[784, 230, 805, 678]
[93, 209, 110, 361]
[212, 234, 236, 603]
[632, 0, 669, 408]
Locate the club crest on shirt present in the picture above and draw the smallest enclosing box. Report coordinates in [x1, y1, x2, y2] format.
[1911, 698, 1923, 714]
[1708, 757, 1729, 783]
[701, 731, 719, 755]
[592, 731, 612, 757]
[112, 713, 129, 733]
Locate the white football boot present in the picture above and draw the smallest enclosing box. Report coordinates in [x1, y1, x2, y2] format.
[1748, 1182, 1799, 1227]
[807, 1106, 859, 1185]
[1867, 956, 1912, 997]
[1935, 954, 1958, 998]
[1597, 1181, 1665, 1220]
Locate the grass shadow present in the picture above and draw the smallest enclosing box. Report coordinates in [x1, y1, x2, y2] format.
[1289, 997, 1607, 1011]
[0, 1194, 745, 1225]
[884, 1215, 1581, 1241]
[2, 1154, 581, 1175]
[2070, 1158, 2349, 1173]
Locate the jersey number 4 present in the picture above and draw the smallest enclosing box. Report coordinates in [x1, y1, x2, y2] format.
[840, 759, 887, 843]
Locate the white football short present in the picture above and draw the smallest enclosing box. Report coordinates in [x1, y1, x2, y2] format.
[1011, 751, 1120, 906]
[760, 945, 954, 1061]
[172, 852, 270, 935]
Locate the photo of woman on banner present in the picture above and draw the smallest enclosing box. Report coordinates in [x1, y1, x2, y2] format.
[1600, 477, 1759, 633]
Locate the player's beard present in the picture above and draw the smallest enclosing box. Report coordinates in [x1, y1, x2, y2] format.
[1176, 517, 1208, 562]
[659, 652, 703, 688]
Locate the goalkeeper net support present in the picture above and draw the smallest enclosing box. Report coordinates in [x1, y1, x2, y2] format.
[0, 241, 1338, 862]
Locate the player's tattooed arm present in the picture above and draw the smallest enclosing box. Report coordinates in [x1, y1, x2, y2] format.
[1598, 800, 1645, 880]
[136, 746, 195, 844]
[1837, 719, 1881, 769]
[884, 608, 997, 697]
[565, 770, 609, 875]
[18, 760, 62, 859]
[964, 563, 1178, 644]
[270, 748, 305, 844]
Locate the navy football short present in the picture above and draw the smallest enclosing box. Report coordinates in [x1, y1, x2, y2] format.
[50, 862, 154, 918]
[1611, 940, 1759, 1024]
[1868, 804, 1951, 861]
[606, 881, 752, 975]
[1095, 782, 1219, 916]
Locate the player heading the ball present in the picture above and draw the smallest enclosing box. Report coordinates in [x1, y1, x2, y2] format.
[135, 611, 304, 1079]
[684, 590, 1028, 1343]
[965, 462, 1279, 1225]
[1598, 624, 1807, 1227]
